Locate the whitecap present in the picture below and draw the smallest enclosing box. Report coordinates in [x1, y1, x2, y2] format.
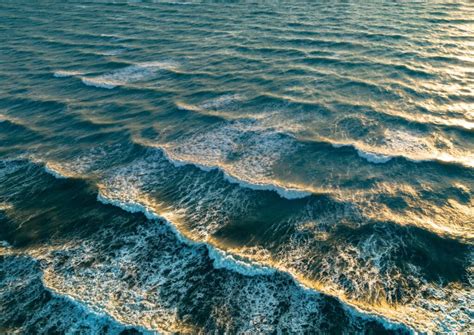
[222, 173, 311, 199]
[383, 129, 474, 168]
[356, 149, 393, 164]
[81, 77, 120, 89]
[207, 247, 276, 277]
[100, 49, 127, 56]
[81, 61, 178, 89]
[53, 70, 83, 78]
[44, 163, 69, 179]
[200, 94, 243, 110]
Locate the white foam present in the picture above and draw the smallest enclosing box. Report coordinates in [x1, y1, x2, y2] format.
[44, 283, 153, 334]
[81, 61, 178, 89]
[356, 149, 392, 164]
[331, 130, 474, 168]
[37, 145, 121, 179]
[207, 247, 275, 277]
[53, 70, 83, 78]
[98, 193, 165, 223]
[330, 141, 395, 164]
[100, 49, 126, 56]
[383, 129, 474, 168]
[81, 77, 119, 89]
[222, 173, 311, 199]
[44, 163, 68, 179]
[200, 94, 243, 110]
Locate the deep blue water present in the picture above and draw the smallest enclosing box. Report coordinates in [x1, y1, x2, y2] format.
[0, 1, 473, 333]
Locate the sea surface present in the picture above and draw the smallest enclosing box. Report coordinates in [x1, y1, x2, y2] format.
[0, 1, 473, 334]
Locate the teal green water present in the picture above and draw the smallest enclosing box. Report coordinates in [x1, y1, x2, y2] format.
[0, 2, 473, 333]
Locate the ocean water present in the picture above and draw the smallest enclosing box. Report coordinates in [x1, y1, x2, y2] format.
[0, 1, 473, 334]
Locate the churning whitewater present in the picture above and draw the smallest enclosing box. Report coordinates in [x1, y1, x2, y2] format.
[1, 2, 473, 334]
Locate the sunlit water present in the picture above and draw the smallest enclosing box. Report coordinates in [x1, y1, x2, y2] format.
[0, 2, 473, 334]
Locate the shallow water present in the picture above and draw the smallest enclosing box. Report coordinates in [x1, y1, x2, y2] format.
[0, 2, 473, 334]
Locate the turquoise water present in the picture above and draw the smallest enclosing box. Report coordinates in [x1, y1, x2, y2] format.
[0, 1, 473, 333]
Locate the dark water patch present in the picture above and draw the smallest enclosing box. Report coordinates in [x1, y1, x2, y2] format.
[0, 96, 67, 119]
[0, 162, 120, 248]
[273, 37, 368, 51]
[231, 45, 309, 59]
[0, 119, 42, 147]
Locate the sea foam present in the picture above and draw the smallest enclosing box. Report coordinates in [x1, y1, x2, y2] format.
[53, 70, 84, 78]
[356, 149, 393, 164]
[81, 61, 178, 89]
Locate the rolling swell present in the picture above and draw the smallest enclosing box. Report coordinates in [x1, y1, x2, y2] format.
[64, 144, 469, 332]
[0, 94, 472, 332]
[0, 159, 409, 334]
[24, 148, 474, 332]
[1, 1, 473, 333]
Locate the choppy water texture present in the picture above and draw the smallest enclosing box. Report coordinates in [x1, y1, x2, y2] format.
[1, 1, 473, 334]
